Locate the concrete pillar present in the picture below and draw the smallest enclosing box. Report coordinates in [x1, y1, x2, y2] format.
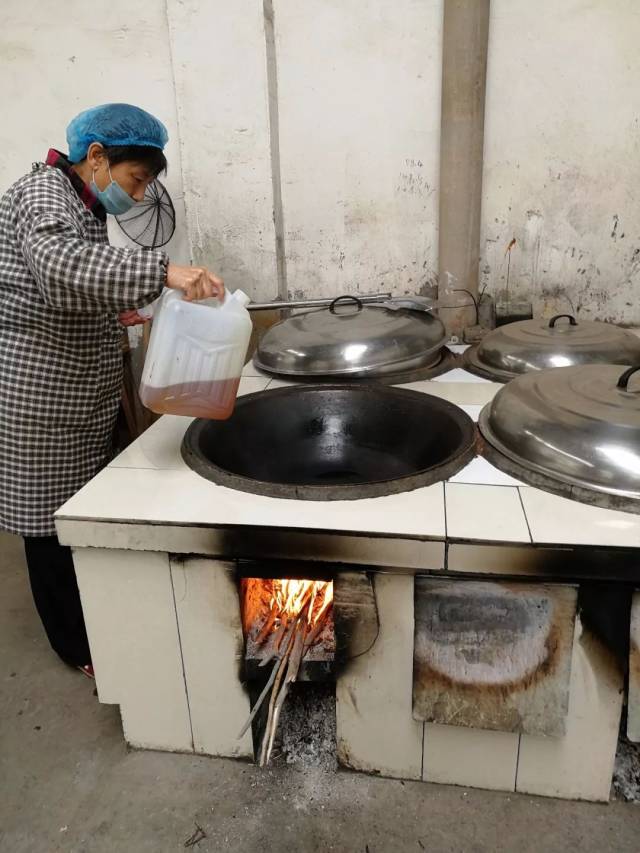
[438, 0, 490, 338]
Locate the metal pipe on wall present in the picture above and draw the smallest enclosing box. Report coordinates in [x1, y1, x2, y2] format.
[438, 0, 491, 339]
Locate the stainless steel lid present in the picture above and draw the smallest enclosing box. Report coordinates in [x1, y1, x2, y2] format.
[254, 295, 447, 378]
[479, 364, 640, 509]
[465, 314, 640, 382]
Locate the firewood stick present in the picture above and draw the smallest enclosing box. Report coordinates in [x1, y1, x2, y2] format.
[258, 614, 296, 667]
[258, 617, 290, 667]
[260, 603, 311, 767]
[259, 654, 288, 767]
[265, 680, 290, 766]
[253, 591, 324, 766]
[264, 621, 305, 764]
[259, 624, 297, 766]
[314, 592, 333, 625]
[254, 609, 278, 647]
[236, 660, 280, 740]
[303, 604, 333, 654]
[239, 613, 300, 740]
[260, 585, 315, 664]
[307, 585, 318, 623]
[290, 586, 314, 619]
[274, 615, 291, 652]
[285, 620, 306, 684]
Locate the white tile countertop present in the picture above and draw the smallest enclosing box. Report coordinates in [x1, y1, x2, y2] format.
[56, 360, 640, 552]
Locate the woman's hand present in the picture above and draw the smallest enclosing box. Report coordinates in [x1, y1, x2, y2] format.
[166, 263, 225, 302]
[118, 310, 148, 327]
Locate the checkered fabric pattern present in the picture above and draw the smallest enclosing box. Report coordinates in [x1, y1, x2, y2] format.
[0, 151, 168, 535]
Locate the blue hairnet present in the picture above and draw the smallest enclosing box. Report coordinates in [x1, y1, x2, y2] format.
[66, 103, 169, 163]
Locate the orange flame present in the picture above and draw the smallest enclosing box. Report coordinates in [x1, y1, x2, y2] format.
[270, 579, 333, 626]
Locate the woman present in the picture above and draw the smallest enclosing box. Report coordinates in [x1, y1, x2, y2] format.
[0, 103, 224, 676]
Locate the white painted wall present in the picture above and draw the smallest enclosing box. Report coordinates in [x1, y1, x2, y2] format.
[0, 0, 189, 264]
[2, 0, 640, 323]
[481, 0, 640, 325]
[166, 0, 279, 301]
[275, 0, 443, 300]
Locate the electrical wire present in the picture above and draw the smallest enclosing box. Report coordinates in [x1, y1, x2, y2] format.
[437, 287, 479, 326]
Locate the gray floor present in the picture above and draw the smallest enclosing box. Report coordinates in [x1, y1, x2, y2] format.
[1, 532, 638, 853]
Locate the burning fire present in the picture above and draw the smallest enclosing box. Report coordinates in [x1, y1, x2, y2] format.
[270, 579, 333, 627]
[239, 577, 334, 766]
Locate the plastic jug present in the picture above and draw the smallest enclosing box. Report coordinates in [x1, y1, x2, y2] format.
[139, 288, 252, 419]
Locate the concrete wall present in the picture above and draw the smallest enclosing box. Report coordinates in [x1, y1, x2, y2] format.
[0, 0, 189, 265]
[274, 0, 442, 301]
[481, 0, 640, 325]
[166, 0, 279, 301]
[1, 0, 639, 322]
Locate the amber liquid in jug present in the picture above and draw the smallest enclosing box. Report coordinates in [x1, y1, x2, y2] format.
[140, 376, 241, 420]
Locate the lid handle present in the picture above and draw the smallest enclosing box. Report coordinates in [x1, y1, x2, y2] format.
[329, 295, 363, 314]
[617, 365, 640, 391]
[548, 314, 578, 328]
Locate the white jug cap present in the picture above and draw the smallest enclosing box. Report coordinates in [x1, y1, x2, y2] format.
[231, 289, 251, 308]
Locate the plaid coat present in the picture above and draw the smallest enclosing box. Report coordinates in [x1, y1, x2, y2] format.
[0, 150, 168, 536]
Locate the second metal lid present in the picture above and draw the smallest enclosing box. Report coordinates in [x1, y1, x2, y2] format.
[465, 314, 640, 382]
[479, 363, 640, 508]
[254, 295, 448, 378]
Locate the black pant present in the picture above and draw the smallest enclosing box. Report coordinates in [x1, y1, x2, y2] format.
[23, 536, 91, 668]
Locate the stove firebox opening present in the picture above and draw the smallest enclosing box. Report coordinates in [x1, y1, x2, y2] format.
[239, 577, 335, 766]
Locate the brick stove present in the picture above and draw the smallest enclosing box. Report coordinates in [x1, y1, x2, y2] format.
[60, 541, 635, 801]
[54, 369, 640, 803]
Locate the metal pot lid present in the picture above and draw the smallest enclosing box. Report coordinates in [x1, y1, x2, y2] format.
[254, 295, 447, 378]
[465, 314, 640, 382]
[478, 364, 640, 504]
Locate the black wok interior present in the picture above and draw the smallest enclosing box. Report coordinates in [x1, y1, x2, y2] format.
[181, 385, 475, 500]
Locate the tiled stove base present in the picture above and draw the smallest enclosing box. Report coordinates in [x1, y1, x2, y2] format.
[336, 573, 423, 780]
[72, 549, 624, 802]
[61, 363, 637, 802]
